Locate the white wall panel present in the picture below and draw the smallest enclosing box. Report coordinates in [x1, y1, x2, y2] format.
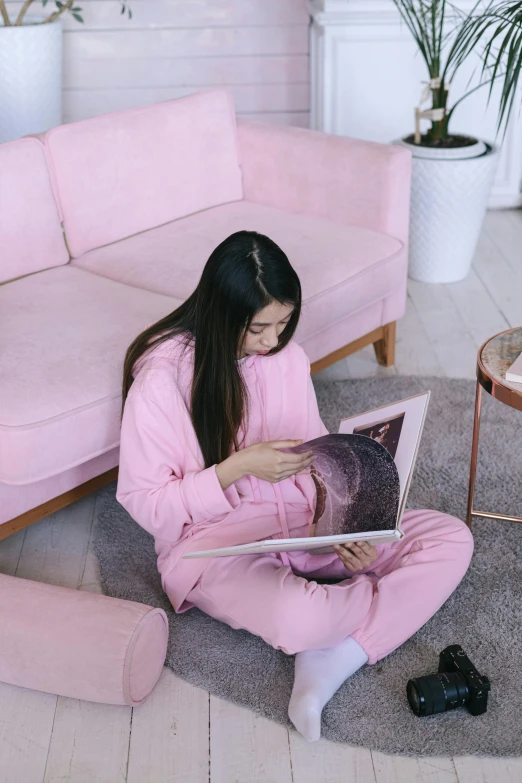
[64, 83, 309, 121]
[5, 0, 311, 127]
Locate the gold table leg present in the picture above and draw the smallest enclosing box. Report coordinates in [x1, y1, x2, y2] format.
[466, 379, 522, 528]
[466, 381, 482, 530]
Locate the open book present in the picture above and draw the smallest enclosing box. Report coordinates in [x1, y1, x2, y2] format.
[183, 391, 430, 559]
[506, 350, 522, 384]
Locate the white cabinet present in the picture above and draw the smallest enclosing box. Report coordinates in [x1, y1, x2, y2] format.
[308, 0, 522, 208]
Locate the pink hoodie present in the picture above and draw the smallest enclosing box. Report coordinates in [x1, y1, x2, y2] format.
[116, 333, 329, 611]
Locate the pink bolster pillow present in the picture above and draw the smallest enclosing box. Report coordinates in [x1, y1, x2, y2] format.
[0, 574, 169, 706]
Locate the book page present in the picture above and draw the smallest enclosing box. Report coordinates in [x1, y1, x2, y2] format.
[506, 350, 522, 383]
[339, 392, 430, 523]
[279, 433, 400, 536]
[281, 392, 429, 537]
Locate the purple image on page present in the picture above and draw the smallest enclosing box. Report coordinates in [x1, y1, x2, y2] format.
[280, 434, 400, 536]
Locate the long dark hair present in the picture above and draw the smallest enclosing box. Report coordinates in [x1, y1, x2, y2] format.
[121, 230, 302, 469]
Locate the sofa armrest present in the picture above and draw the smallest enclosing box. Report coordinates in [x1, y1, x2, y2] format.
[236, 120, 412, 245]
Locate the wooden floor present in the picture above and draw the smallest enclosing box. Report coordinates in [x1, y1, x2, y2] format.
[1, 210, 522, 783]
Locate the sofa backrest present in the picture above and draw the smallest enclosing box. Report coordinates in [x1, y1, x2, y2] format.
[0, 138, 69, 284]
[43, 89, 244, 258]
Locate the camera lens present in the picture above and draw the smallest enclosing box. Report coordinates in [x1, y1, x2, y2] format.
[407, 672, 469, 716]
[407, 681, 421, 713]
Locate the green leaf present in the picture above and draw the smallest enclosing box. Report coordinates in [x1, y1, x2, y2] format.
[128, 9, 132, 19]
[72, 13, 84, 23]
[392, 0, 522, 138]
[42, 0, 49, 6]
[55, 1, 64, 8]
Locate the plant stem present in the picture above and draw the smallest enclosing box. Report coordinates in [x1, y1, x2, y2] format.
[0, 0, 11, 26]
[15, 0, 36, 26]
[43, 0, 75, 24]
[429, 80, 449, 142]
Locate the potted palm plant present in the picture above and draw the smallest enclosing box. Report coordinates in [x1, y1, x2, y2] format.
[0, 1, 132, 144]
[391, 0, 522, 283]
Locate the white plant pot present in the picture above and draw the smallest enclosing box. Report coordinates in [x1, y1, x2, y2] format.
[0, 15, 62, 144]
[393, 137, 501, 284]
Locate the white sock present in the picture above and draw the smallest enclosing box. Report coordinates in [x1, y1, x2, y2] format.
[288, 636, 369, 742]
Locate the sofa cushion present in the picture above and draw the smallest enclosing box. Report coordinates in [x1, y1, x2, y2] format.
[0, 137, 69, 284]
[43, 90, 243, 258]
[72, 201, 405, 343]
[0, 266, 178, 485]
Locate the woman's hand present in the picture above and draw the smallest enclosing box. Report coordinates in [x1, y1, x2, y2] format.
[236, 440, 314, 484]
[334, 540, 379, 572]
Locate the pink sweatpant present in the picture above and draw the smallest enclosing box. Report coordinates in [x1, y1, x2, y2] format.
[185, 509, 474, 664]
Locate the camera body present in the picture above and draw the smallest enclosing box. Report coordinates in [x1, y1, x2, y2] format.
[406, 644, 490, 717]
[438, 644, 490, 716]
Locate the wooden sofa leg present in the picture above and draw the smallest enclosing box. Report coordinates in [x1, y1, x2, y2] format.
[310, 324, 398, 375]
[0, 468, 119, 542]
[373, 321, 396, 367]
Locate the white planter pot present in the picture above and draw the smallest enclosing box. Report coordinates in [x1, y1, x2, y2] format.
[393, 137, 501, 284]
[0, 15, 62, 144]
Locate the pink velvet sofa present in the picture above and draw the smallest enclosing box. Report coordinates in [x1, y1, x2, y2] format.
[0, 89, 412, 539]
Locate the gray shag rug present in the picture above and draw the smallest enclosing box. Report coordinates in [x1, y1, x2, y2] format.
[93, 376, 522, 757]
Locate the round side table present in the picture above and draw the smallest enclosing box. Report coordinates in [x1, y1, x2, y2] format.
[466, 326, 522, 529]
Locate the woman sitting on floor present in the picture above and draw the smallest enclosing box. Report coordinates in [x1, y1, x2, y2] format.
[116, 230, 474, 742]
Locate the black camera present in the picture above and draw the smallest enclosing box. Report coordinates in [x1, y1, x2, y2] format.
[406, 645, 490, 717]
